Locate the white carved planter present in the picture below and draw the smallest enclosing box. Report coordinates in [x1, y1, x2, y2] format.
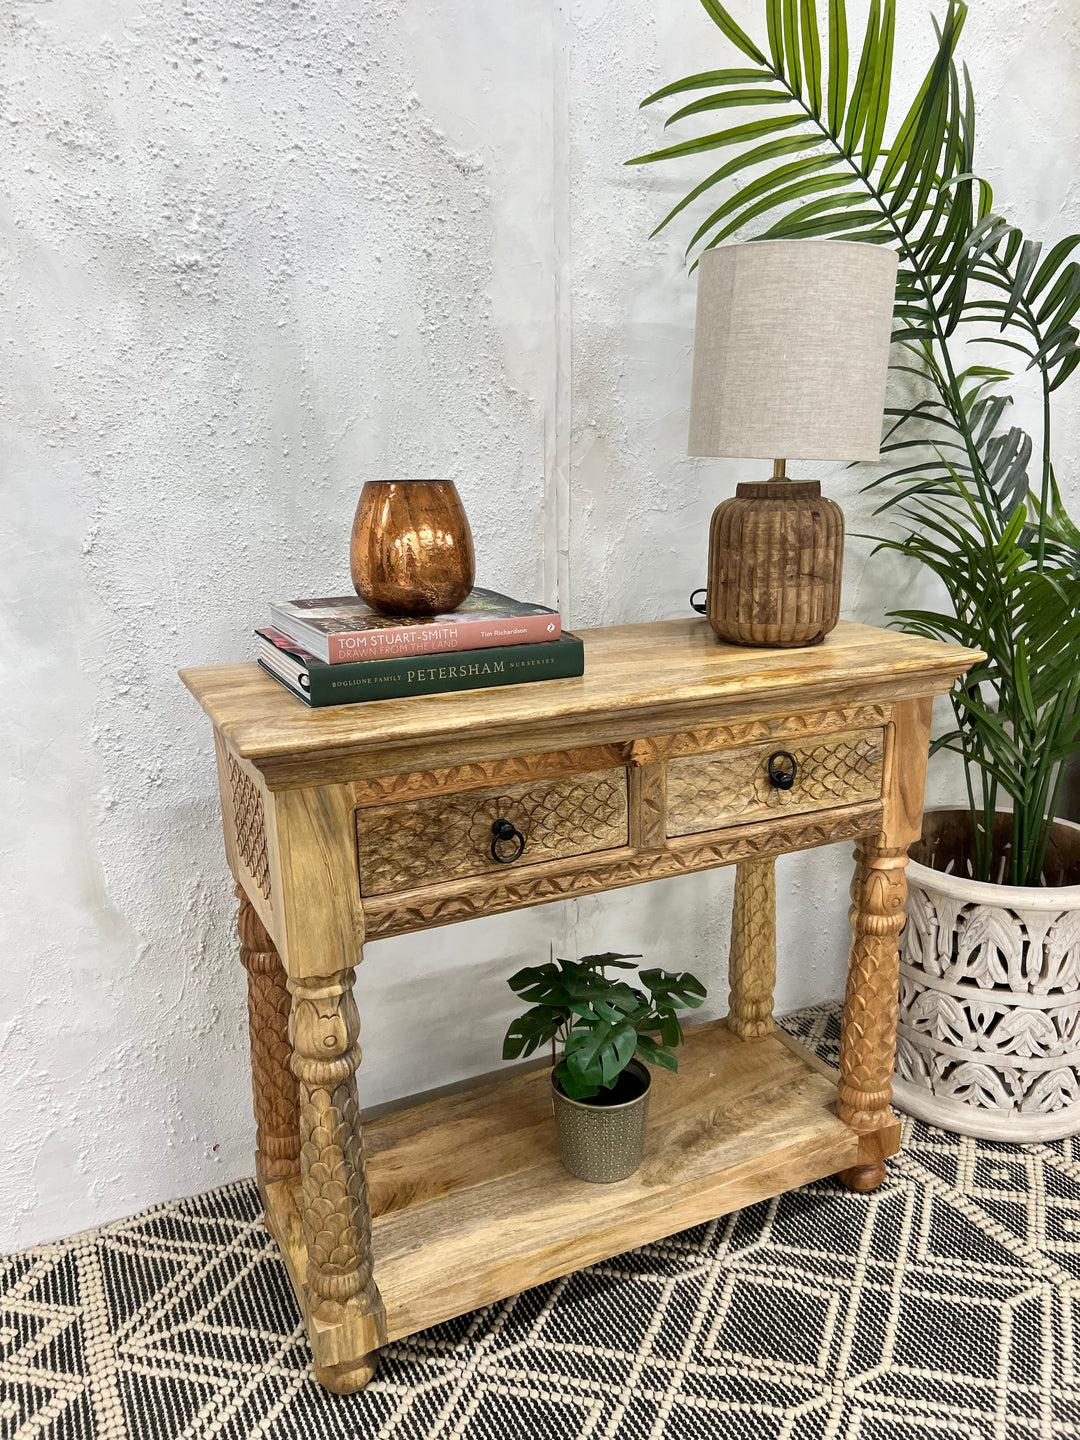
[894, 809, 1080, 1141]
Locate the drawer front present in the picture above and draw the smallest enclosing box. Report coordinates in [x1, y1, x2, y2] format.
[666, 727, 884, 837]
[356, 769, 629, 896]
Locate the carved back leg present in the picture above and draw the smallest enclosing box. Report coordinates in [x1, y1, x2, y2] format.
[727, 857, 777, 1040]
[237, 889, 300, 1189]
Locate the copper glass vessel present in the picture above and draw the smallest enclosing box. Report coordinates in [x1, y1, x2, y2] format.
[350, 479, 475, 615]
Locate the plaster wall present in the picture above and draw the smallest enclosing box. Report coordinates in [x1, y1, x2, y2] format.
[1, 0, 1077, 1249]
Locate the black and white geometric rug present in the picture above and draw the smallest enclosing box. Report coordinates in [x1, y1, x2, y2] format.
[4, 1004, 1080, 1440]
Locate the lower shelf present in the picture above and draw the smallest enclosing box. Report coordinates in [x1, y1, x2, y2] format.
[264, 1019, 888, 1346]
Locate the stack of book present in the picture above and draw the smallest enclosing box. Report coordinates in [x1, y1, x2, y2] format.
[256, 589, 584, 707]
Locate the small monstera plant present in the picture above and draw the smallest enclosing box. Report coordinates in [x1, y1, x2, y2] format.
[629, 0, 1080, 887]
[502, 952, 707, 1100]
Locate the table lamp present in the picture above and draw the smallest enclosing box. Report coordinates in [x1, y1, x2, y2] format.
[688, 239, 898, 647]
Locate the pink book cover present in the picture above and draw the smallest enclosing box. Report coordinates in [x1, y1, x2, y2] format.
[268, 587, 561, 664]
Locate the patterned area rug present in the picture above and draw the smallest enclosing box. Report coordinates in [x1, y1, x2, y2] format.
[4, 1004, 1080, 1440]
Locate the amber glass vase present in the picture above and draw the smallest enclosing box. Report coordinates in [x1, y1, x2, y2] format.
[350, 479, 475, 616]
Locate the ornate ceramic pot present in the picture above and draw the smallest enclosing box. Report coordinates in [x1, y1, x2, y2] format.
[894, 808, 1080, 1140]
[551, 1060, 651, 1183]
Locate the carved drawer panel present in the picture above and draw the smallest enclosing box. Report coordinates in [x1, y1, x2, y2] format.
[666, 727, 884, 837]
[355, 769, 629, 896]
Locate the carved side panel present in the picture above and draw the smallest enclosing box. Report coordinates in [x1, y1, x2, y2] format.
[355, 769, 629, 895]
[667, 727, 884, 837]
[227, 754, 272, 902]
[237, 889, 300, 1186]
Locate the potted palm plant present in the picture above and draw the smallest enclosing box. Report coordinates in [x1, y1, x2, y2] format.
[503, 952, 706, 1181]
[631, 0, 1080, 1138]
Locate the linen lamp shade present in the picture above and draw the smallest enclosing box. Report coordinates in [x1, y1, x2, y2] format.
[689, 240, 898, 462]
[686, 240, 898, 649]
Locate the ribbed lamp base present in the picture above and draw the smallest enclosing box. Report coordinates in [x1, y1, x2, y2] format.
[706, 480, 844, 648]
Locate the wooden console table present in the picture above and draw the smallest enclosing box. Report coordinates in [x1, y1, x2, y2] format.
[181, 618, 978, 1394]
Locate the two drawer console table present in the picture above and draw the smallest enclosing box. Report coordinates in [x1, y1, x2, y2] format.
[181, 618, 978, 1393]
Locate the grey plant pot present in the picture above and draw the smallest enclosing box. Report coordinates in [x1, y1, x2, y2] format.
[551, 1059, 651, 1183]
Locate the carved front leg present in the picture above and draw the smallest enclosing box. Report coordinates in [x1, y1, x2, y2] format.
[727, 858, 776, 1040]
[288, 970, 386, 1393]
[237, 889, 300, 1189]
[837, 842, 908, 1191]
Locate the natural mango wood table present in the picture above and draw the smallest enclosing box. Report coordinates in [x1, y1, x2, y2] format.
[181, 619, 978, 1393]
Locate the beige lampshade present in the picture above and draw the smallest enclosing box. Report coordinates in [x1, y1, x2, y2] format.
[688, 240, 899, 462]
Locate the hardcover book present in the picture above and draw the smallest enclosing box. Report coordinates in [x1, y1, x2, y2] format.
[268, 588, 561, 665]
[256, 628, 584, 707]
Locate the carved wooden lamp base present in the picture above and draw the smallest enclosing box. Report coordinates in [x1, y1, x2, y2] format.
[706, 471, 845, 649]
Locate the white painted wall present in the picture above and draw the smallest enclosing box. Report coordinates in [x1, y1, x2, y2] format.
[2, 0, 1077, 1249]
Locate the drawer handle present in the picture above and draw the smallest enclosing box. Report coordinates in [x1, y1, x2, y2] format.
[490, 818, 526, 864]
[767, 751, 798, 791]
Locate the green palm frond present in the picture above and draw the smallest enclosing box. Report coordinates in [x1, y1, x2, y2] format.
[630, 0, 1080, 884]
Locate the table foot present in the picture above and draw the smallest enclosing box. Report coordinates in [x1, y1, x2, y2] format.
[313, 1352, 381, 1395]
[837, 1162, 886, 1192]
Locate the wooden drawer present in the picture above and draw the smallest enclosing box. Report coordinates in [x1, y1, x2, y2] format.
[666, 727, 884, 837]
[355, 769, 629, 896]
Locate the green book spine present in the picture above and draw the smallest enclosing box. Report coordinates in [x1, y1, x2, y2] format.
[262, 635, 584, 707]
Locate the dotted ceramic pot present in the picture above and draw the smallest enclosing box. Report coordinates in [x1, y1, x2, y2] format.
[551, 1060, 651, 1183]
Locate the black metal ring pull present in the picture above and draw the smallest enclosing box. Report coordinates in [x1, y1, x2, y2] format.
[490, 818, 526, 863]
[689, 588, 708, 615]
[767, 751, 798, 791]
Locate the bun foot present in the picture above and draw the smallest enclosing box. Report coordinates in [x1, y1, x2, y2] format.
[837, 1162, 886, 1193]
[313, 1351, 381, 1394]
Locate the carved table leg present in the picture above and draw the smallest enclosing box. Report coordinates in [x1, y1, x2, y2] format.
[836, 842, 909, 1192]
[288, 968, 387, 1394]
[727, 857, 777, 1040]
[237, 889, 301, 1189]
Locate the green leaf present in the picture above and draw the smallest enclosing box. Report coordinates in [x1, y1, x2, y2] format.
[648, 135, 823, 238]
[564, 1014, 638, 1089]
[826, 0, 849, 137]
[1036, 262, 1080, 326]
[639, 969, 708, 1009]
[690, 171, 854, 252]
[1027, 234, 1080, 301]
[860, 0, 894, 172]
[783, 0, 802, 98]
[664, 90, 794, 127]
[640, 70, 779, 107]
[1002, 238, 1041, 329]
[698, 0, 768, 64]
[879, 0, 964, 192]
[502, 1005, 562, 1061]
[625, 114, 803, 167]
[759, 206, 887, 240]
[506, 962, 571, 1008]
[634, 1034, 679, 1072]
[766, 0, 785, 78]
[800, 0, 822, 117]
[843, 0, 879, 155]
[683, 155, 848, 250]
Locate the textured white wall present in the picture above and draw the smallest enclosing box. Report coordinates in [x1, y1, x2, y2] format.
[2, 0, 1077, 1249]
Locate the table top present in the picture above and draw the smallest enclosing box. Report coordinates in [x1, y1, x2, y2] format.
[180, 618, 980, 765]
